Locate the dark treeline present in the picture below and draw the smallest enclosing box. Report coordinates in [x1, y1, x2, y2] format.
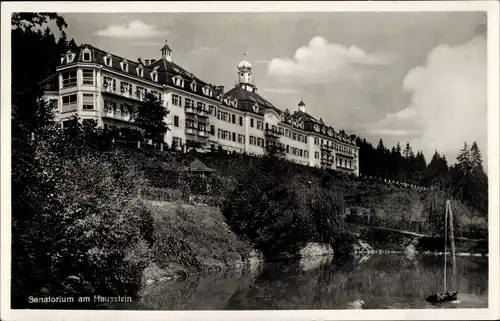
[356, 137, 488, 215]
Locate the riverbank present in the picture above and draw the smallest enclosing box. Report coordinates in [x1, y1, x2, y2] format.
[140, 201, 263, 291]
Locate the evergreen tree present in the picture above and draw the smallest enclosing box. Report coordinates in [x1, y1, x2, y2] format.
[470, 141, 483, 171]
[134, 92, 169, 144]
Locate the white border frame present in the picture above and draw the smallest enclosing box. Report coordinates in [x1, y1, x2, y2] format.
[1, 2, 499, 321]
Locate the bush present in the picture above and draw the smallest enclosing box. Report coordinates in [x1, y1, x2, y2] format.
[11, 125, 154, 307]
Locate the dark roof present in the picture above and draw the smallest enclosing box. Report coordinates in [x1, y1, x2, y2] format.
[39, 74, 58, 91]
[58, 44, 220, 103]
[160, 41, 172, 52]
[183, 158, 215, 173]
[298, 99, 305, 107]
[223, 85, 283, 115]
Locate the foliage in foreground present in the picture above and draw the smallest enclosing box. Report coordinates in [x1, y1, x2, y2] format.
[11, 122, 154, 307]
[221, 156, 355, 259]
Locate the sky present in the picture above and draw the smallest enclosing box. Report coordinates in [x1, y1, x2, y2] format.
[58, 11, 488, 169]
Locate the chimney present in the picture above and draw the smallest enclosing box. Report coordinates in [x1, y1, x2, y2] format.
[145, 59, 150, 66]
[215, 85, 225, 95]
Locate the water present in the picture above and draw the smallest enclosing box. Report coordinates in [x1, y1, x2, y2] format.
[134, 255, 488, 310]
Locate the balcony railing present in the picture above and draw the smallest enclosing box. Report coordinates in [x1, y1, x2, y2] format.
[102, 82, 143, 101]
[265, 128, 281, 138]
[335, 149, 356, 158]
[61, 103, 77, 113]
[321, 144, 335, 151]
[101, 109, 133, 122]
[321, 157, 334, 165]
[185, 106, 197, 114]
[185, 126, 198, 135]
[198, 129, 208, 138]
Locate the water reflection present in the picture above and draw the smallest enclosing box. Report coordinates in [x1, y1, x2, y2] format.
[137, 255, 488, 310]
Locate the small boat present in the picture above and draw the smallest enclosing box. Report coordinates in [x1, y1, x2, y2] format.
[425, 290, 458, 303]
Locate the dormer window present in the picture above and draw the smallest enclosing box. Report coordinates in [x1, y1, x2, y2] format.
[224, 97, 230, 105]
[173, 76, 184, 87]
[66, 53, 76, 63]
[202, 86, 212, 97]
[190, 81, 197, 92]
[252, 104, 259, 113]
[120, 62, 129, 72]
[136, 66, 144, 77]
[231, 99, 237, 107]
[82, 48, 91, 62]
[104, 56, 112, 67]
[151, 71, 158, 82]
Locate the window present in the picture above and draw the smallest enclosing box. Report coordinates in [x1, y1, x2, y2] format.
[82, 94, 94, 110]
[197, 102, 205, 111]
[82, 50, 91, 62]
[209, 105, 216, 115]
[151, 90, 161, 102]
[174, 116, 179, 127]
[66, 53, 76, 63]
[231, 114, 236, 124]
[136, 67, 144, 77]
[217, 129, 222, 139]
[210, 125, 215, 135]
[315, 152, 319, 159]
[104, 100, 116, 112]
[250, 118, 254, 128]
[257, 121, 263, 130]
[151, 71, 158, 82]
[185, 119, 194, 129]
[190, 82, 197, 92]
[62, 70, 77, 88]
[62, 94, 77, 111]
[232, 132, 236, 142]
[82, 69, 94, 85]
[238, 134, 245, 144]
[305, 151, 309, 158]
[185, 98, 194, 108]
[239, 116, 243, 126]
[168, 94, 180, 107]
[300, 149, 303, 157]
[120, 81, 132, 95]
[133, 86, 144, 100]
[121, 62, 129, 72]
[314, 137, 319, 145]
[103, 76, 116, 91]
[173, 77, 184, 87]
[292, 132, 297, 141]
[104, 56, 112, 67]
[286, 145, 290, 153]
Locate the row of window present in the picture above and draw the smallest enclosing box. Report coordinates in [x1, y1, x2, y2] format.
[103, 76, 162, 102]
[218, 129, 245, 144]
[171, 94, 215, 114]
[185, 119, 207, 132]
[61, 93, 94, 111]
[314, 137, 355, 155]
[289, 147, 309, 158]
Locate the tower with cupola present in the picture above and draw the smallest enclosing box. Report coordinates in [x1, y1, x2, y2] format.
[238, 54, 255, 92]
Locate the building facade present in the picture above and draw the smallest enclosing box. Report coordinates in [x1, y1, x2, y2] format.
[42, 41, 360, 176]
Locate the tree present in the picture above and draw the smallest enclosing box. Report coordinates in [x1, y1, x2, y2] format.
[134, 92, 169, 145]
[470, 141, 483, 171]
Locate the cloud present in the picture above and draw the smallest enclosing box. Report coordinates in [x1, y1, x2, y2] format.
[129, 41, 163, 46]
[255, 60, 270, 64]
[262, 88, 301, 94]
[369, 35, 487, 167]
[189, 46, 219, 55]
[267, 36, 390, 85]
[95, 20, 169, 38]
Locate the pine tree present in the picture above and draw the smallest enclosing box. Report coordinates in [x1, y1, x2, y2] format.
[456, 142, 471, 175]
[134, 92, 169, 144]
[470, 141, 483, 171]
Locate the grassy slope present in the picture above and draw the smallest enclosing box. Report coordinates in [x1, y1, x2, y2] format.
[142, 201, 255, 284]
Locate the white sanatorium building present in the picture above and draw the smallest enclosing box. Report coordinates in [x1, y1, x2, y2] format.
[41, 41, 359, 176]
